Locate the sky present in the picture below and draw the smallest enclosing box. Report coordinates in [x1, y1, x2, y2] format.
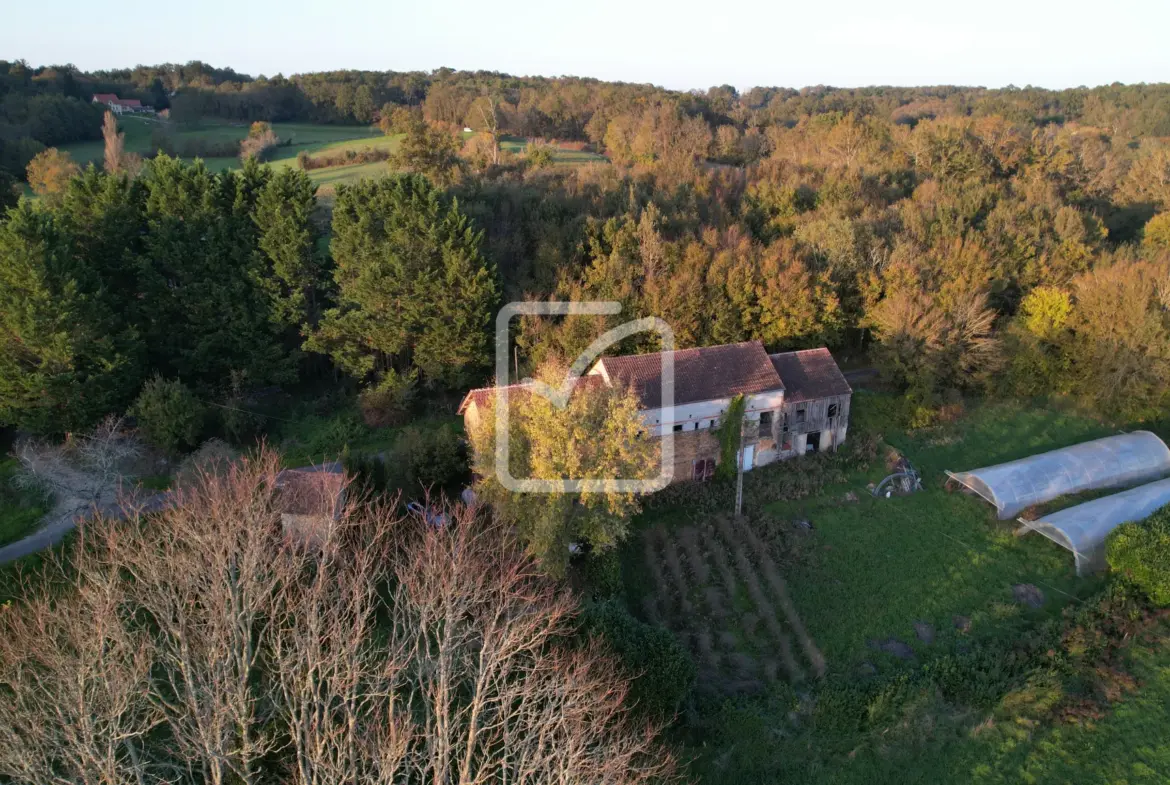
[3, 0, 1169, 91]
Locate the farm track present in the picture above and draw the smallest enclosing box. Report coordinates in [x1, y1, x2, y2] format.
[641, 515, 825, 697]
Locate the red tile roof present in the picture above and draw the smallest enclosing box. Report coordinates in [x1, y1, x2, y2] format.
[768, 348, 852, 403]
[93, 94, 143, 108]
[457, 375, 605, 414]
[596, 340, 783, 409]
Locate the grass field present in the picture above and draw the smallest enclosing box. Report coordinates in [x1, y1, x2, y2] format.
[59, 117, 389, 186]
[615, 396, 1170, 784]
[57, 119, 607, 194]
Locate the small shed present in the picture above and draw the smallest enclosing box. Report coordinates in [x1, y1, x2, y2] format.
[276, 461, 346, 548]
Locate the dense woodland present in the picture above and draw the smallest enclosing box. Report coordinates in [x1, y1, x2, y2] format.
[3, 59, 1170, 437]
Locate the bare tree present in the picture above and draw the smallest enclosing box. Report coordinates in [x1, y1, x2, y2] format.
[473, 93, 501, 166]
[123, 455, 287, 785]
[0, 448, 676, 785]
[102, 111, 124, 174]
[0, 521, 160, 784]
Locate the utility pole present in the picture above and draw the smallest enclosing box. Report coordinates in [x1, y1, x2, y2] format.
[734, 416, 745, 518]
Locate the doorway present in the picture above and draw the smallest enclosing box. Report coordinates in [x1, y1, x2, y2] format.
[805, 432, 821, 454]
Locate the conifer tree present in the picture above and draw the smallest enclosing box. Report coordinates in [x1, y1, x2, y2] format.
[136, 155, 291, 387]
[252, 167, 327, 330]
[307, 174, 497, 388]
[0, 203, 142, 433]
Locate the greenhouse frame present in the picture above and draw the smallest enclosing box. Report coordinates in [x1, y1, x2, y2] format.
[1021, 477, 1170, 575]
[945, 431, 1170, 521]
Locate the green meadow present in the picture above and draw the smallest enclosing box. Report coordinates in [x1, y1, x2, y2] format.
[58, 118, 607, 193]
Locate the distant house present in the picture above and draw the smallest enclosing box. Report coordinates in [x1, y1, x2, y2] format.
[91, 93, 148, 115]
[458, 340, 852, 485]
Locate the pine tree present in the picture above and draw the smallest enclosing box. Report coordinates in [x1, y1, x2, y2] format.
[252, 167, 328, 330]
[0, 203, 143, 433]
[307, 174, 497, 388]
[137, 155, 292, 387]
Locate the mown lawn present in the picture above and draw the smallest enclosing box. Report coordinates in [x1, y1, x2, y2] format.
[616, 395, 1170, 784]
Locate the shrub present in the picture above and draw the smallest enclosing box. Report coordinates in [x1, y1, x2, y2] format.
[217, 372, 265, 445]
[525, 144, 555, 170]
[582, 599, 696, 721]
[240, 130, 279, 162]
[130, 376, 205, 453]
[583, 550, 623, 599]
[1107, 505, 1170, 606]
[394, 424, 467, 492]
[298, 146, 390, 171]
[173, 438, 239, 490]
[358, 369, 417, 427]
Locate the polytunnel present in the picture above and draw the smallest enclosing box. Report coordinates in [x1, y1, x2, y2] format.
[1021, 477, 1170, 575]
[945, 431, 1170, 520]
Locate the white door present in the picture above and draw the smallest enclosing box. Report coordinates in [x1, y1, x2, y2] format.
[742, 444, 755, 471]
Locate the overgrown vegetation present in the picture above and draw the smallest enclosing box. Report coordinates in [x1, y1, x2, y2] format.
[1107, 504, 1170, 606]
[0, 458, 49, 547]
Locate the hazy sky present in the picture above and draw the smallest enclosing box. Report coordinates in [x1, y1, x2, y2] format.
[3, 0, 1168, 91]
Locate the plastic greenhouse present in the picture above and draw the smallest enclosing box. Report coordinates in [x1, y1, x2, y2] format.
[1021, 477, 1170, 575]
[945, 431, 1170, 521]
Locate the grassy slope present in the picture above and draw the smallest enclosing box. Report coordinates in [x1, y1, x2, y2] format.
[616, 396, 1169, 784]
[59, 120, 607, 192]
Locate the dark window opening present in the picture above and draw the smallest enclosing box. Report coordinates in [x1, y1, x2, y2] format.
[692, 458, 716, 481]
[673, 424, 683, 432]
[759, 411, 773, 428]
[827, 403, 839, 418]
[693, 421, 700, 430]
[796, 408, 807, 424]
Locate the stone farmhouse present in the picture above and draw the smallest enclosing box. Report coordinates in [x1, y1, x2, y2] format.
[91, 93, 149, 115]
[459, 340, 852, 484]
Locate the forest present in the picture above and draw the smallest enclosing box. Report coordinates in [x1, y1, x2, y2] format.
[4, 59, 1170, 433]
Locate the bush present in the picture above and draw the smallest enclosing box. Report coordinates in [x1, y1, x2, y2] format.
[1107, 505, 1170, 606]
[525, 144, 555, 170]
[239, 130, 279, 162]
[358, 369, 417, 427]
[582, 599, 695, 721]
[298, 146, 390, 171]
[394, 424, 467, 492]
[130, 376, 205, 453]
[217, 372, 265, 445]
[173, 439, 239, 490]
[583, 550, 623, 599]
